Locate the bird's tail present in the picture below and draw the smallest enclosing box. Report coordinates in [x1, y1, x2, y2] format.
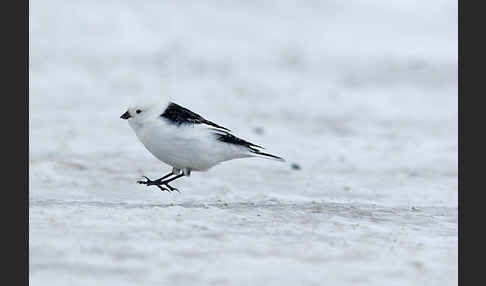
[250, 149, 286, 162]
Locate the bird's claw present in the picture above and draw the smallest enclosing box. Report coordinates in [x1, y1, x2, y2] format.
[157, 183, 179, 193]
[155, 184, 171, 192]
[137, 176, 180, 193]
[166, 185, 180, 193]
[137, 176, 155, 185]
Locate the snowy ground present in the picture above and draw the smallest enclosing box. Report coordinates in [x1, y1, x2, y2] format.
[29, 0, 457, 285]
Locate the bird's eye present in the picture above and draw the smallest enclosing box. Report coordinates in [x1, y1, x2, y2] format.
[136, 109, 142, 114]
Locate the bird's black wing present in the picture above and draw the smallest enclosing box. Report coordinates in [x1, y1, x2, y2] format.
[160, 102, 230, 131]
[212, 130, 284, 161]
[212, 130, 264, 150]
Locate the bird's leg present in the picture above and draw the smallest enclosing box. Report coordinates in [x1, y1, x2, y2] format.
[137, 168, 189, 193]
[137, 172, 175, 192]
[182, 168, 191, 177]
[137, 172, 172, 185]
[157, 174, 185, 193]
[137, 176, 170, 192]
[155, 172, 176, 183]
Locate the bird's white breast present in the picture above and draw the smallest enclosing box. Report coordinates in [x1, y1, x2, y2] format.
[130, 118, 249, 171]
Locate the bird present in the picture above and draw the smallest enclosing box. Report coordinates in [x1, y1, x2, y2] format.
[120, 99, 284, 193]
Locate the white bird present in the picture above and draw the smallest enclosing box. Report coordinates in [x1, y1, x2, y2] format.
[121, 99, 284, 192]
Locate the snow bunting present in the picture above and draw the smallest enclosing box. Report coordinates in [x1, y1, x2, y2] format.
[121, 99, 284, 192]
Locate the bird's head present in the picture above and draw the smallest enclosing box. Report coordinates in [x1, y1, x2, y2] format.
[121, 98, 169, 127]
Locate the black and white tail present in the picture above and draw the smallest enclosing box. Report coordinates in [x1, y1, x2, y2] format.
[212, 129, 285, 162]
[250, 149, 286, 162]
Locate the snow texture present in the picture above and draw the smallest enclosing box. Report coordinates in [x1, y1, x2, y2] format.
[30, 0, 458, 285]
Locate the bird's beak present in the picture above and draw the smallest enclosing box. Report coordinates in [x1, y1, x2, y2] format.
[120, 110, 132, 120]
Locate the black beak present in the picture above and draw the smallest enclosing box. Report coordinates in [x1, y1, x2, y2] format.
[120, 110, 132, 120]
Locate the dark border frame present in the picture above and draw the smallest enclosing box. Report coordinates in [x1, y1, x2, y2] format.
[2, 0, 29, 284]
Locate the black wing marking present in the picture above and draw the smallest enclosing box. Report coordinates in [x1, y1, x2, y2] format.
[160, 102, 230, 131]
[213, 130, 264, 150]
[214, 130, 284, 161]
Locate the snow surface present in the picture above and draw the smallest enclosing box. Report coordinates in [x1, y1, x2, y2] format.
[30, 0, 458, 285]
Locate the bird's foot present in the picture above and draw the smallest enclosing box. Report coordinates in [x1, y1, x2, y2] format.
[137, 176, 168, 192]
[137, 176, 158, 186]
[137, 176, 180, 193]
[162, 183, 180, 193]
